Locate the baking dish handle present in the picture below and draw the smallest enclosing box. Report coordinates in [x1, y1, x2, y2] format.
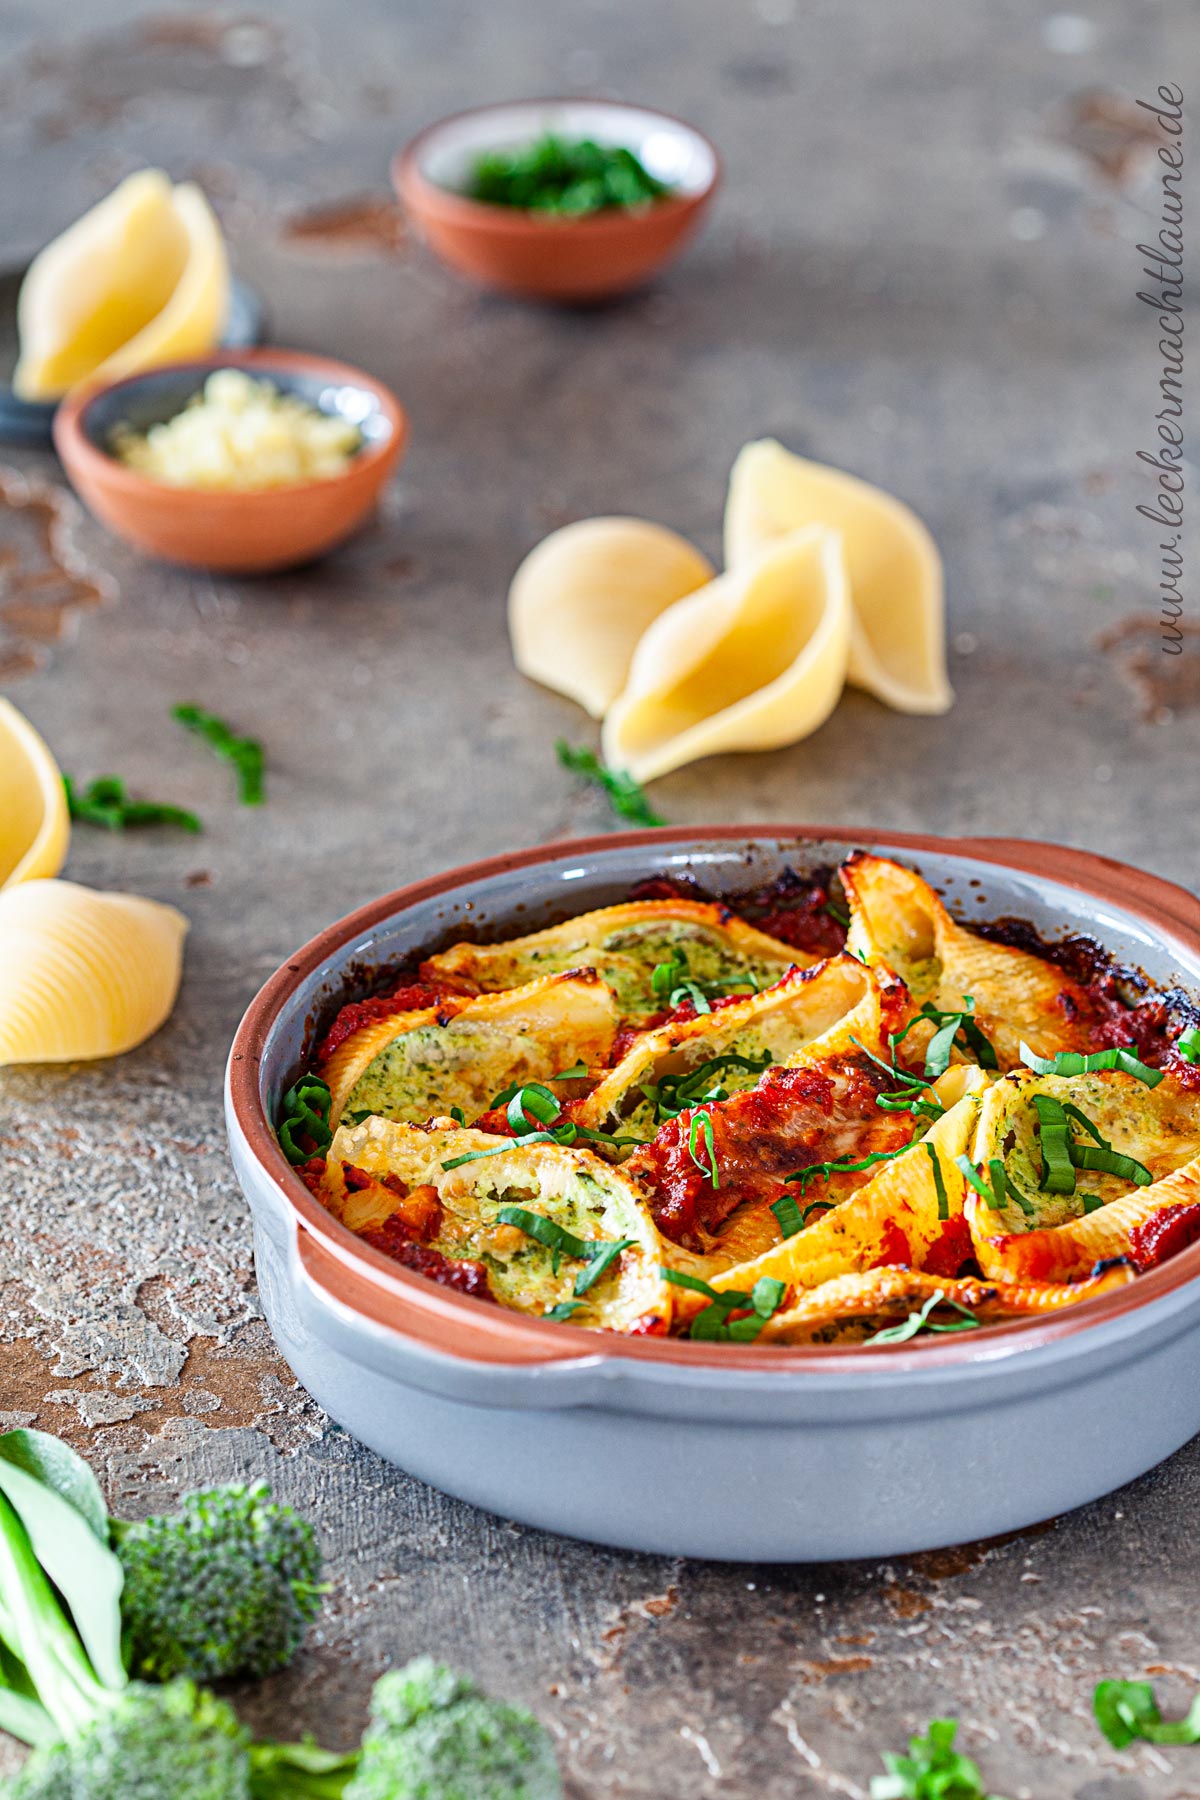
[288, 1222, 620, 1411]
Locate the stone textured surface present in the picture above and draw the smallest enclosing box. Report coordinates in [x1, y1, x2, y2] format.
[1, 2, 1197, 1795]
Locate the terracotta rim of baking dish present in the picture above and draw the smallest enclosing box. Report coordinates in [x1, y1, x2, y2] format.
[394, 97, 720, 235]
[53, 348, 407, 501]
[228, 827, 1200, 1373]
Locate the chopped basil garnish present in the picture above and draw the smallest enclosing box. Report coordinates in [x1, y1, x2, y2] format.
[1177, 1026, 1200, 1065]
[555, 740, 664, 828]
[172, 703, 264, 805]
[891, 996, 997, 1080]
[925, 1141, 950, 1220]
[444, 1084, 641, 1169]
[1032, 1094, 1077, 1195]
[649, 950, 759, 1015]
[954, 1154, 1035, 1216]
[1029, 1093, 1153, 1193]
[278, 1074, 333, 1164]
[661, 1267, 787, 1342]
[496, 1205, 634, 1295]
[823, 898, 850, 928]
[786, 1143, 913, 1195]
[64, 773, 202, 834]
[687, 1110, 719, 1186]
[771, 1193, 803, 1238]
[1072, 1142, 1153, 1185]
[551, 1060, 589, 1080]
[1018, 1041, 1164, 1086]
[641, 1049, 773, 1123]
[1081, 1193, 1105, 1214]
[544, 1301, 582, 1323]
[865, 1288, 980, 1345]
[849, 1034, 945, 1122]
[506, 1082, 560, 1132]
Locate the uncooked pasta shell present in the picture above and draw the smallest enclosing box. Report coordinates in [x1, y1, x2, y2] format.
[601, 525, 851, 784]
[508, 516, 713, 718]
[724, 439, 953, 716]
[0, 698, 70, 890]
[0, 878, 187, 1065]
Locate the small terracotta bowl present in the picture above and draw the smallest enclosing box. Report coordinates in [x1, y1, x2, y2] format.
[395, 98, 719, 302]
[52, 349, 407, 574]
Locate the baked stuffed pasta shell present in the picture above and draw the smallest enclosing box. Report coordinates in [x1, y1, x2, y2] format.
[577, 955, 909, 1148]
[321, 970, 617, 1128]
[321, 1117, 670, 1333]
[422, 899, 811, 1020]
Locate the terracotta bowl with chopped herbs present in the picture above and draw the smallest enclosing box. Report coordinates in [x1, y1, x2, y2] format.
[394, 98, 719, 301]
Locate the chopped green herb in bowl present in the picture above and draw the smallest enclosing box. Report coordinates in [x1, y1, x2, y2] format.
[465, 133, 674, 215]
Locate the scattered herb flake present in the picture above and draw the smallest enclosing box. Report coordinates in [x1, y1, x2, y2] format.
[555, 740, 664, 828]
[173, 704, 265, 806]
[64, 774, 201, 834]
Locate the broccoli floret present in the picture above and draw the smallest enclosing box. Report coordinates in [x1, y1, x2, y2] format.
[3, 1680, 251, 1800]
[114, 1481, 324, 1683]
[345, 1657, 562, 1800]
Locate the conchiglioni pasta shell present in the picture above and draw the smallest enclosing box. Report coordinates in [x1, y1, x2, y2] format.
[577, 954, 888, 1147]
[322, 1117, 671, 1333]
[321, 969, 619, 1127]
[724, 439, 952, 715]
[0, 698, 70, 890]
[423, 898, 811, 1018]
[841, 852, 1097, 1065]
[965, 1067, 1200, 1237]
[758, 1261, 1134, 1343]
[967, 1151, 1200, 1285]
[601, 525, 851, 784]
[509, 516, 713, 718]
[0, 878, 187, 1065]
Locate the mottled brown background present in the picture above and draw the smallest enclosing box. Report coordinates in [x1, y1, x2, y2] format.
[1, 2, 1198, 1795]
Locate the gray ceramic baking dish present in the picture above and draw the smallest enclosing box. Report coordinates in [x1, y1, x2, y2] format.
[225, 828, 1200, 1561]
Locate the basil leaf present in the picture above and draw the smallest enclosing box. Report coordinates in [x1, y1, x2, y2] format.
[1032, 1094, 1077, 1196]
[544, 1302, 583, 1323]
[1018, 1041, 1164, 1086]
[771, 1194, 803, 1239]
[751, 1277, 787, 1319]
[572, 1238, 634, 1295]
[506, 1083, 561, 1133]
[1177, 1026, 1200, 1065]
[173, 703, 264, 805]
[925, 1141, 951, 1220]
[866, 1291, 979, 1347]
[787, 1143, 912, 1194]
[1072, 1144, 1153, 1186]
[495, 1205, 594, 1261]
[687, 1110, 719, 1186]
